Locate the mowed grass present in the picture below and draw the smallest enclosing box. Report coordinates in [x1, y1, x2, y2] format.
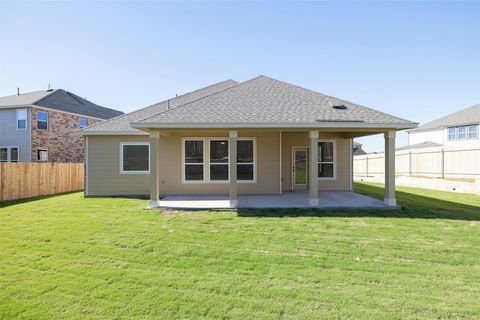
[1, 183, 479, 319]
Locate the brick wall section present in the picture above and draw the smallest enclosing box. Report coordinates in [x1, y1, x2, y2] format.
[31, 107, 101, 163]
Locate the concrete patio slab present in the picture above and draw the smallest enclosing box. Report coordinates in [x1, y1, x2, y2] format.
[159, 191, 393, 210]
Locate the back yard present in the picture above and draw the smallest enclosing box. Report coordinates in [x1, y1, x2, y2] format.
[1, 182, 479, 319]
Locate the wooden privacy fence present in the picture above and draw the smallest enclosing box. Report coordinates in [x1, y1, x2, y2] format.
[0, 163, 84, 201]
[354, 146, 480, 180]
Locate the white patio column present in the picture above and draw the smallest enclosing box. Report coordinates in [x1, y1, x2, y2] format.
[308, 131, 319, 206]
[229, 130, 238, 208]
[384, 130, 396, 206]
[149, 131, 160, 208]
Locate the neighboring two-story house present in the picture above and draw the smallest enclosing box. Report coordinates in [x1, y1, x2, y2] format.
[0, 89, 123, 162]
[407, 103, 479, 148]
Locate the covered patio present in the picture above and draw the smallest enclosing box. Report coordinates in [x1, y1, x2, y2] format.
[159, 190, 394, 210]
[147, 129, 399, 210]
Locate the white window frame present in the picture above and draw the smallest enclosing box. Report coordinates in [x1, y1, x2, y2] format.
[317, 139, 336, 181]
[467, 125, 478, 140]
[236, 139, 256, 183]
[181, 137, 256, 184]
[37, 111, 48, 130]
[0, 146, 20, 162]
[119, 142, 150, 174]
[79, 118, 89, 129]
[182, 138, 205, 182]
[16, 109, 27, 130]
[457, 126, 467, 140]
[209, 139, 230, 182]
[448, 125, 479, 141]
[37, 148, 48, 162]
[447, 127, 456, 141]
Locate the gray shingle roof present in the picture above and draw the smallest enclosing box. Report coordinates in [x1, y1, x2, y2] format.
[408, 103, 480, 132]
[0, 89, 123, 119]
[133, 76, 416, 129]
[35, 90, 123, 119]
[81, 79, 238, 133]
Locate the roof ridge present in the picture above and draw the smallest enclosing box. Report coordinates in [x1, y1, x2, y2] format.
[81, 79, 237, 131]
[136, 76, 264, 123]
[30, 89, 58, 105]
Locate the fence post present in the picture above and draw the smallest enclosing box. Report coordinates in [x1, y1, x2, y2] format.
[365, 156, 369, 177]
[441, 149, 445, 179]
[409, 151, 412, 177]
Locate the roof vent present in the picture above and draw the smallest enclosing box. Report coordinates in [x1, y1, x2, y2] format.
[332, 105, 347, 110]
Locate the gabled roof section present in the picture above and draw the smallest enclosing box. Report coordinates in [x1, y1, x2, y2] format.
[80, 79, 238, 134]
[35, 90, 124, 119]
[0, 90, 53, 107]
[408, 103, 480, 132]
[0, 89, 124, 119]
[132, 75, 417, 130]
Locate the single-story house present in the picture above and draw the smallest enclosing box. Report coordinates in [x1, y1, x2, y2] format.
[80, 76, 417, 209]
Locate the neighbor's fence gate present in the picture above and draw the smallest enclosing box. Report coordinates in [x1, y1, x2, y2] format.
[354, 146, 480, 180]
[0, 163, 84, 201]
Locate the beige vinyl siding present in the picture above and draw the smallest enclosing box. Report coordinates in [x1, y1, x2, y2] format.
[159, 130, 280, 195]
[87, 130, 281, 196]
[281, 132, 351, 191]
[87, 135, 150, 196]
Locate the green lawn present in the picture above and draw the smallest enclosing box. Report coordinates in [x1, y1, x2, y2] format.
[1, 183, 479, 319]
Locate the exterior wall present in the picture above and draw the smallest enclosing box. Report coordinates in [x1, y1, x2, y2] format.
[408, 129, 444, 145]
[86, 131, 281, 196]
[443, 122, 480, 148]
[86, 130, 351, 197]
[281, 132, 351, 191]
[87, 135, 150, 196]
[0, 107, 32, 161]
[31, 107, 101, 163]
[409, 124, 480, 148]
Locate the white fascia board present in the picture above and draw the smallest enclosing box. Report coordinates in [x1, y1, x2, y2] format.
[130, 122, 418, 130]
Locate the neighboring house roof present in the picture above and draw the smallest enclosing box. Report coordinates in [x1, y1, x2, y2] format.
[408, 103, 480, 132]
[353, 141, 362, 147]
[0, 90, 53, 107]
[353, 141, 367, 155]
[396, 141, 443, 151]
[81, 79, 239, 134]
[0, 89, 124, 120]
[132, 76, 417, 129]
[353, 148, 367, 156]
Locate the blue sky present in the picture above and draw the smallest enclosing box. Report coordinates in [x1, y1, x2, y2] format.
[1, 1, 479, 151]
